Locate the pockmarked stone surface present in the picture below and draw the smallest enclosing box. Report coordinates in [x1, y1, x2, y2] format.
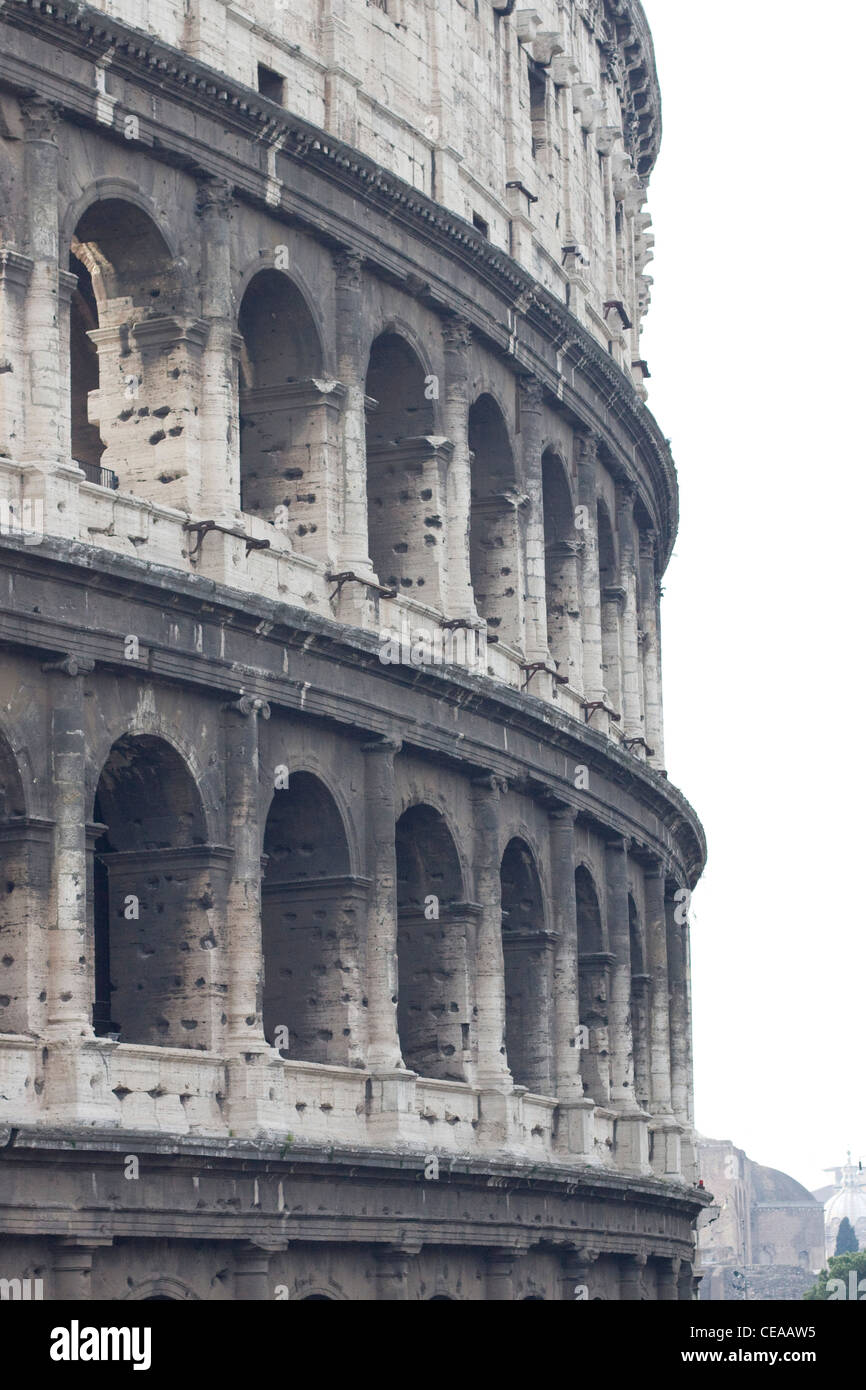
[0, 0, 708, 1300]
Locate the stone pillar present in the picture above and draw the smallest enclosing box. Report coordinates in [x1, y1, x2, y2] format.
[442, 314, 476, 619]
[519, 376, 550, 667]
[631, 970, 651, 1110]
[559, 1246, 598, 1302]
[619, 1251, 648, 1301]
[333, 249, 373, 575]
[374, 1245, 417, 1301]
[0, 249, 33, 459]
[52, 1241, 99, 1301]
[617, 482, 643, 746]
[667, 880, 690, 1128]
[362, 737, 403, 1071]
[678, 1261, 696, 1301]
[470, 774, 511, 1093]
[645, 865, 673, 1115]
[44, 655, 94, 1038]
[604, 837, 635, 1109]
[601, 583, 625, 722]
[576, 433, 608, 726]
[657, 1256, 680, 1302]
[19, 95, 63, 464]
[639, 530, 665, 768]
[234, 1243, 272, 1301]
[485, 1247, 520, 1301]
[196, 175, 241, 519]
[223, 695, 269, 1052]
[548, 805, 583, 1103]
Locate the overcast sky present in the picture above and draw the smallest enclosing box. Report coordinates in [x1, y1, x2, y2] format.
[639, 0, 865, 1193]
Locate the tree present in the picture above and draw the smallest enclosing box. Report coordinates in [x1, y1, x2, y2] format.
[804, 1250, 866, 1300]
[835, 1217, 859, 1255]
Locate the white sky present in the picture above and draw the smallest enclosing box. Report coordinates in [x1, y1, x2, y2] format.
[639, 0, 865, 1193]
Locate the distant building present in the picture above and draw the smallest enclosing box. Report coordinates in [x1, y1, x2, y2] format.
[816, 1155, 866, 1259]
[697, 1138, 824, 1301]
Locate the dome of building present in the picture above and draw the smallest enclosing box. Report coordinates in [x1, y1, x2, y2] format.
[824, 1160, 866, 1256]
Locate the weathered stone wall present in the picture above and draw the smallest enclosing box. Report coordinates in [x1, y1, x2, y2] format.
[0, 0, 706, 1299]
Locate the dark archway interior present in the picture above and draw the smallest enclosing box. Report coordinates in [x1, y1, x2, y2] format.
[91, 735, 210, 1045]
[500, 837, 551, 1094]
[262, 772, 358, 1064]
[238, 269, 324, 522]
[365, 333, 437, 592]
[395, 804, 467, 1080]
[468, 395, 520, 647]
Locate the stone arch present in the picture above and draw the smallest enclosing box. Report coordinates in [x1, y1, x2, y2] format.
[575, 863, 610, 1105]
[500, 837, 553, 1095]
[542, 449, 579, 684]
[68, 196, 197, 505]
[365, 331, 444, 604]
[86, 712, 220, 848]
[91, 734, 225, 1048]
[468, 393, 523, 651]
[124, 1276, 199, 1301]
[262, 770, 365, 1066]
[238, 267, 327, 542]
[395, 803, 471, 1080]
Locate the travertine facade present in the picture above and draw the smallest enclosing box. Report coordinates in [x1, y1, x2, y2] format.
[0, 0, 707, 1299]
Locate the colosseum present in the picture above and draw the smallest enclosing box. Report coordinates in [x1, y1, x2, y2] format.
[0, 0, 707, 1301]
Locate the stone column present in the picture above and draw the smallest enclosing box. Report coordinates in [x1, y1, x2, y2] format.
[52, 1240, 105, 1301]
[442, 314, 476, 619]
[362, 737, 403, 1071]
[374, 1245, 418, 1301]
[631, 970, 651, 1110]
[0, 249, 33, 460]
[601, 584, 625, 722]
[519, 375, 550, 667]
[44, 655, 94, 1038]
[333, 249, 373, 575]
[619, 1251, 647, 1301]
[645, 865, 673, 1116]
[576, 433, 608, 726]
[223, 695, 269, 1052]
[667, 880, 690, 1128]
[657, 1256, 680, 1302]
[470, 774, 511, 1093]
[639, 530, 665, 767]
[19, 95, 63, 464]
[559, 1246, 598, 1302]
[678, 1261, 696, 1301]
[485, 1247, 520, 1301]
[617, 482, 643, 746]
[196, 175, 241, 519]
[548, 804, 583, 1103]
[604, 836, 635, 1109]
[234, 1243, 272, 1301]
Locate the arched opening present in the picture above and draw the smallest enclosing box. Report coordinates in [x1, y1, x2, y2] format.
[0, 733, 29, 1035]
[262, 771, 365, 1065]
[468, 395, 523, 651]
[598, 499, 623, 715]
[70, 200, 187, 500]
[91, 735, 219, 1048]
[500, 838, 552, 1094]
[629, 894, 650, 1109]
[238, 269, 325, 543]
[575, 865, 610, 1104]
[365, 333, 443, 602]
[542, 450, 579, 683]
[395, 805, 470, 1080]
